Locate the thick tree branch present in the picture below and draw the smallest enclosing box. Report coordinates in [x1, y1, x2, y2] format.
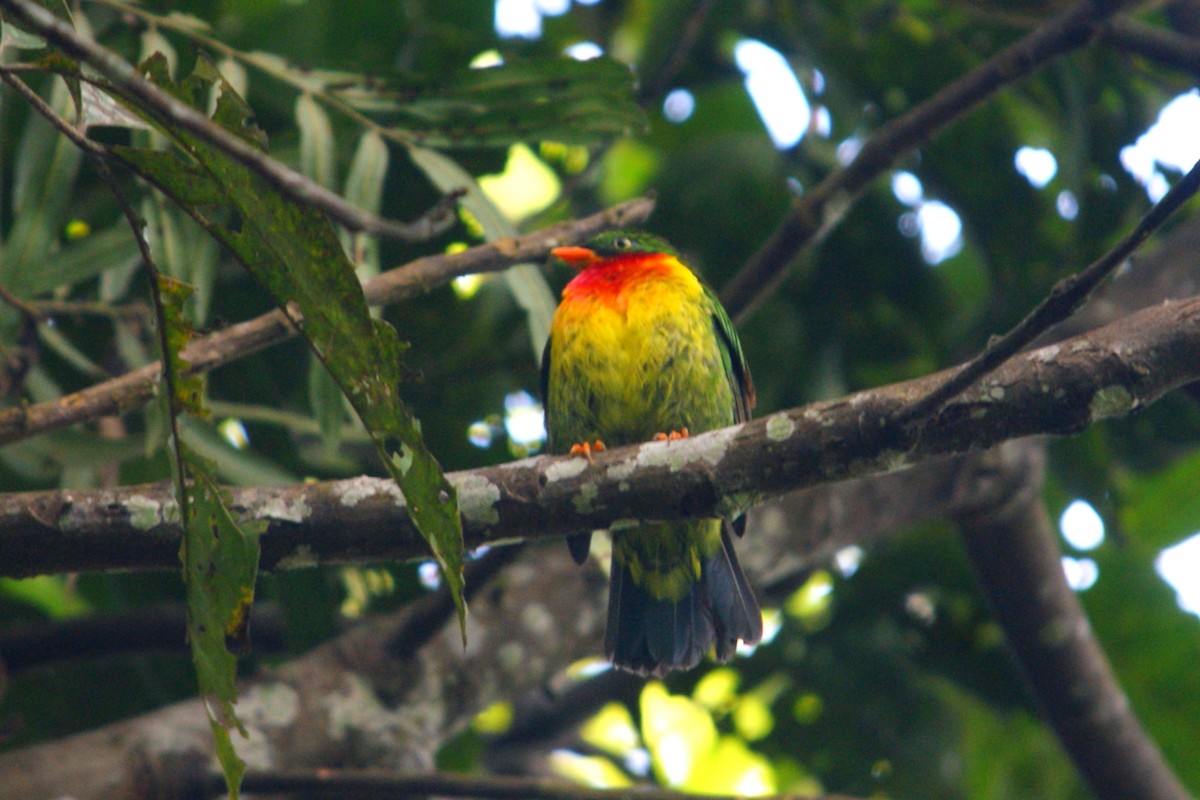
[0, 197, 654, 446]
[721, 0, 1134, 322]
[229, 769, 863, 800]
[2, 296, 1197, 578]
[953, 454, 1192, 800]
[0, 542, 610, 800]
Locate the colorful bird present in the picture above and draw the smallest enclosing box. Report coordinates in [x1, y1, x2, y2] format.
[542, 229, 763, 676]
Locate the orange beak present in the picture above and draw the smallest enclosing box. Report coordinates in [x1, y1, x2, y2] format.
[550, 245, 599, 270]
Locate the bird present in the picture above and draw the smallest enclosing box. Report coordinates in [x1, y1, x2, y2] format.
[541, 229, 763, 676]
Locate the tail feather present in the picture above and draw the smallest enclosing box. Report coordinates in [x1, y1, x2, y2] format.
[708, 523, 764, 661]
[605, 525, 761, 676]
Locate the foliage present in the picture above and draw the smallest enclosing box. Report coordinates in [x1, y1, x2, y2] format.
[2, 1, 1200, 799]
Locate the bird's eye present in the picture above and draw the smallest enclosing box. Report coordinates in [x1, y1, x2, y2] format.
[614, 236, 632, 250]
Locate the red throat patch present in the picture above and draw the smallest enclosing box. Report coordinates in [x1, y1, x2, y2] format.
[560, 252, 678, 308]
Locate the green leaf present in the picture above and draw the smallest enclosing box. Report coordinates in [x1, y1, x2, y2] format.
[296, 93, 336, 189]
[409, 147, 555, 363]
[2, 77, 83, 287]
[179, 417, 299, 487]
[342, 130, 388, 280]
[18, 224, 141, 298]
[308, 356, 348, 452]
[156, 274, 206, 415]
[0, 0, 71, 51]
[184, 458, 263, 800]
[155, 270, 262, 800]
[110, 54, 466, 631]
[335, 56, 646, 148]
[1119, 448, 1200, 549]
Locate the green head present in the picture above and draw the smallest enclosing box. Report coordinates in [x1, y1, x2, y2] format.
[582, 229, 679, 258]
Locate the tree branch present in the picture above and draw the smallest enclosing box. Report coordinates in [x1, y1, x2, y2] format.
[2, 296, 1197, 578]
[229, 769, 864, 800]
[892, 151, 1200, 426]
[0, 0, 461, 242]
[1101, 16, 1200, 80]
[720, 0, 1134, 322]
[953, 452, 1192, 800]
[0, 197, 654, 446]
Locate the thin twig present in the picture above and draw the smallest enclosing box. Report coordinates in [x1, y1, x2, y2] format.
[892, 154, 1200, 427]
[0, 0, 459, 241]
[0, 283, 46, 321]
[639, 0, 718, 100]
[28, 298, 150, 319]
[720, 0, 1132, 322]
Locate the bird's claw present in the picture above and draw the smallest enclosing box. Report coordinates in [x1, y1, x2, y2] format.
[569, 440, 606, 462]
[653, 428, 689, 442]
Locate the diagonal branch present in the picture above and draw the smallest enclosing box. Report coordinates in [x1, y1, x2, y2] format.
[2, 295, 1197, 578]
[953, 454, 1192, 800]
[720, 0, 1135, 322]
[892, 152, 1200, 426]
[0, 0, 459, 241]
[0, 197, 654, 446]
[1101, 16, 1200, 80]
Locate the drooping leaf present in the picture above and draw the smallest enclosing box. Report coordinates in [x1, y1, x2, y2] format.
[109, 55, 465, 629]
[332, 56, 645, 148]
[154, 271, 262, 800]
[183, 456, 264, 800]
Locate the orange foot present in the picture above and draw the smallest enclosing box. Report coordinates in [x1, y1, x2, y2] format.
[569, 439, 606, 462]
[653, 427, 690, 442]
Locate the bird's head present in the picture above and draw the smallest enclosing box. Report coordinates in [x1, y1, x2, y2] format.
[550, 230, 679, 271]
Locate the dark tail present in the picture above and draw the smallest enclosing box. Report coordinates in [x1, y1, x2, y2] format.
[605, 524, 762, 676]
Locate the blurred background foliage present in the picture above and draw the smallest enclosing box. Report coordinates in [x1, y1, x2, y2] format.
[2, 1, 1200, 798]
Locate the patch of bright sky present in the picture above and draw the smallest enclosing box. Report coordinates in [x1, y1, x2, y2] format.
[835, 136, 862, 165]
[1059, 499, 1105, 550]
[1014, 146, 1058, 188]
[566, 41, 603, 60]
[496, 0, 588, 39]
[1062, 556, 1099, 591]
[1120, 89, 1200, 202]
[834, 545, 864, 577]
[418, 561, 442, 590]
[1056, 189, 1079, 220]
[504, 389, 547, 447]
[1157, 532, 1200, 617]
[890, 171, 963, 264]
[663, 88, 695, 123]
[734, 39, 810, 149]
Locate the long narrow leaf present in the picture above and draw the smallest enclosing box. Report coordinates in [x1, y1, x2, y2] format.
[110, 55, 466, 627]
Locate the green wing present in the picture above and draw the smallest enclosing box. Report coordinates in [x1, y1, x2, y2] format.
[705, 284, 755, 423]
[539, 335, 552, 434]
